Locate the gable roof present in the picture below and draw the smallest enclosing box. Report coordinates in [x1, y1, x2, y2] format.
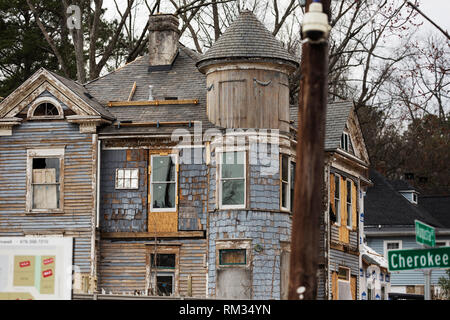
[0, 68, 114, 121]
[365, 169, 443, 228]
[290, 100, 354, 150]
[85, 45, 216, 134]
[196, 10, 299, 71]
[419, 195, 450, 228]
[389, 179, 417, 192]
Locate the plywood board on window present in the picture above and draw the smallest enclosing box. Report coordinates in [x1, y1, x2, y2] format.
[148, 211, 178, 233]
[350, 275, 356, 300]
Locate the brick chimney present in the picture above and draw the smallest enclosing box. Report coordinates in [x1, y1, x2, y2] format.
[148, 14, 180, 67]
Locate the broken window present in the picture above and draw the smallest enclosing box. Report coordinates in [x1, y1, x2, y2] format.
[155, 274, 174, 296]
[115, 168, 139, 189]
[334, 174, 341, 224]
[27, 149, 64, 212]
[33, 103, 60, 117]
[151, 254, 176, 269]
[346, 179, 352, 228]
[150, 155, 177, 211]
[219, 249, 246, 266]
[220, 151, 245, 208]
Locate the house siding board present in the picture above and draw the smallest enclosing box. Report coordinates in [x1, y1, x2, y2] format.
[367, 236, 450, 286]
[0, 121, 94, 273]
[98, 239, 207, 297]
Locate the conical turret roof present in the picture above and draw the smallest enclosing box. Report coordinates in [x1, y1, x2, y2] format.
[197, 10, 299, 72]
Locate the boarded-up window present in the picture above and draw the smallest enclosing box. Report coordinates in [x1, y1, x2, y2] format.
[337, 267, 352, 300]
[150, 155, 177, 211]
[218, 80, 246, 127]
[32, 158, 60, 209]
[220, 151, 246, 208]
[219, 249, 246, 266]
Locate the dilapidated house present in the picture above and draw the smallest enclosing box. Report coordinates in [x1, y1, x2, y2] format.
[0, 11, 371, 299]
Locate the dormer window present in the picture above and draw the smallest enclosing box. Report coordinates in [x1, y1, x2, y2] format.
[340, 132, 350, 152]
[28, 97, 64, 120]
[399, 190, 419, 204]
[412, 192, 418, 204]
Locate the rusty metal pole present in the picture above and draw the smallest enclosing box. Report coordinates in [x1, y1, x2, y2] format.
[288, 0, 331, 300]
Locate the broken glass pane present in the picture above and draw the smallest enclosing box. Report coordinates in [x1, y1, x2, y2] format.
[152, 156, 175, 182]
[151, 254, 176, 269]
[156, 275, 173, 296]
[221, 179, 245, 206]
[152, 183, 176, 208]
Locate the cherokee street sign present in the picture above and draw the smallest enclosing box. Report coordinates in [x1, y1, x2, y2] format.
[415, 220, 435, 247]
[388, 247, 450, 271]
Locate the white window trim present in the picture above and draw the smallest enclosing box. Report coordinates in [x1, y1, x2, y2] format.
[383, 240, 402, 258]
[346, 179, 353, 230]
[334, 173, 341, 226]
[150, 154, 178, 213]
[337, 266, 351, 282]
[281, 155, 295, 212]
[27, 96, 64, 120]
[26, 148, 65, 213]
[218, 150, 247, 210]
[115, 168, 139, 190]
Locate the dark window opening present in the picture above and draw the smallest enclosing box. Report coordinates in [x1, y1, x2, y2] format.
[33, 103, 60, 117]
[164, 97, 178, 100]
[151, 254, 176, 269]
[156, 275, 173, 296]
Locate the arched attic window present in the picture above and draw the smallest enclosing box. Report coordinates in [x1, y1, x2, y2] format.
[27, 97, 64, 120]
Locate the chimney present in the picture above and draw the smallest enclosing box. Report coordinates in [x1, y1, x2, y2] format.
[148, 14, 180, 68]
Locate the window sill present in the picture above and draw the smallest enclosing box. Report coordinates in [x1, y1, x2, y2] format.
[26, 210, 64, 215]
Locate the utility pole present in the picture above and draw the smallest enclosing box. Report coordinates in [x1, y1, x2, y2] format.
[288, 0, 331, 300]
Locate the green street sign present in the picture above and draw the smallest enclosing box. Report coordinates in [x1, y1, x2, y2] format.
[415, 220, 435, 247]
[388, 247, 450, 271]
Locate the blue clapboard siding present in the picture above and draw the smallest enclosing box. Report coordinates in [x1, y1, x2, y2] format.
[98, 238, 207, 297]
[0, 121, 95, 273]
[367, 236, 450, 286]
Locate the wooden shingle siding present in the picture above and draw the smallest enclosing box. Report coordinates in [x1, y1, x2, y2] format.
[0, 121, 94, 273]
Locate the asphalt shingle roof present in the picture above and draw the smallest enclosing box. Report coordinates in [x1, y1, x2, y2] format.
[365, 169, 443, 228]
[84, 45, 216, 134]
[197, 10, 299, 70]
[290, 100, 353, 151]
[419, 195, 450, 228]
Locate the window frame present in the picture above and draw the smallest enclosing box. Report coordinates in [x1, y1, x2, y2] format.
[27, 97, 64, 120]
[346, 179, 353, 230]
[115, 168, 139, 190]
[146, 246, 180, 296]
[280, 155, 295, 212]
[334, 173, 341, 226]
[218, 150, 247, 210]
[219, 249, 247, 266]
[337, 266, 350, 282]
[216, 240, 251, 269]
[340, 132, 350, 152]
[149, 153, 178, 213]
[383, 240, 402, 258]
[26, 148, 65, 213]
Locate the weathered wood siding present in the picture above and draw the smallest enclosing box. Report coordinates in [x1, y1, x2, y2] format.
[0, 121, 94, 273]
[206, 67, 290, 132]
[98, 239, 207, 297]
